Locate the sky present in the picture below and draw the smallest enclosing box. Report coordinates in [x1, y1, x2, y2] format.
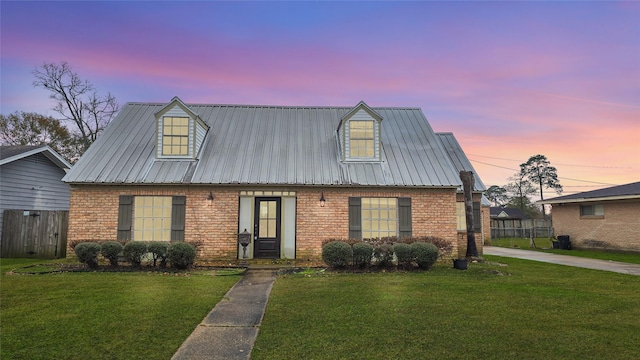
[1, 1, 639, 198]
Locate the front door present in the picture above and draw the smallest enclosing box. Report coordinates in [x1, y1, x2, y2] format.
[254, 197, 281, 259]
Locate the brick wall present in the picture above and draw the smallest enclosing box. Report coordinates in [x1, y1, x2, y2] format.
[68, 185, 241, 260]
[482, 205, 491, 245]
[68, 185, 463, 261]
[551, 200, 640, 252]
[296, 188, 459, 260]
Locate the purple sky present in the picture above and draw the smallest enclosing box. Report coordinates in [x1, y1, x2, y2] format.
[2, 1, 639, 196]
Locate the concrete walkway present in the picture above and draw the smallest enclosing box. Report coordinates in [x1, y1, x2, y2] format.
[484, 246, 640, 275]
[172, 270, 276, 360]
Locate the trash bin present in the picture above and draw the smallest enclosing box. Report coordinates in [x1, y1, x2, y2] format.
[557, 235, 571, 250]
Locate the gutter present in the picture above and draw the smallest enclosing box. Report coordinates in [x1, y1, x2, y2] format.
[538, 194, 640, 205]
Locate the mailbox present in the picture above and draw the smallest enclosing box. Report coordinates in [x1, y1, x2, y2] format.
[238, 229, 251, 247]
[238, 229, 251, 267]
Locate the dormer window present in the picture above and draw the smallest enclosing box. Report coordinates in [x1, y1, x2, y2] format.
[162, 116, 189, 156]
[349, 120, 375, 158]
[337, 101, 382, 162]
[155, 97, 208, 160]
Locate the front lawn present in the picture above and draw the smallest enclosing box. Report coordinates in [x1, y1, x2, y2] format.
[252, 258, 640, 360]
[1, 259, 241, 360]
[490, 238, 640, 264]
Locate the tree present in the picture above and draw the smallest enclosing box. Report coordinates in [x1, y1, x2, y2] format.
[460, 171, 478, 259]
[504, 172, 537, 213]
[485, 185, 508, 207]
[32, 61, 119, 154]
[0, 111, 80, 162]
[520, 154, 562, 216]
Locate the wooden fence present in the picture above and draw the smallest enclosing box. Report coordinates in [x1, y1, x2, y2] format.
[491, 219, 553, 239]
[1, 210, 68, 258]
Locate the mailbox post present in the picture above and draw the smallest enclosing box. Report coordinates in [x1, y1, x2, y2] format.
[238, 229, 251, 267]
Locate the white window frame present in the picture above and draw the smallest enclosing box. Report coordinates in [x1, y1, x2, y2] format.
[133, 196, 173, 241]
[348, 120, 376, 159]
[580, 204, 604, 218]
[161, 116, 190, 156]
[361, 197, 398, 239]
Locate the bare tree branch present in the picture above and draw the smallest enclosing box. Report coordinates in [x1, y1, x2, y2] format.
[32, 61, 119, 154]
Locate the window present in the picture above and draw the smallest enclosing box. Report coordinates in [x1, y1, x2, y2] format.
[456, 202, 466, 231]
[162, 116, 189, 156]
[456, 201, 482, 232]
[362, 198, 397, 238]
[117, 195, 185, 242]
[580, 204, 604, 217]
[258, 200, 278, 238]
[349, 197, 411, 239]
[349, 120, 375, 158]
[134, 197, 173, 241]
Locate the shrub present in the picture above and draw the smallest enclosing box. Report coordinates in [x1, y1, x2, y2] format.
[373, 243, 394, 267]
[352, 242, 373, 268]
[74, 242, 101, 268]
[411, 242, 439, 269]
[168, 242, 196, 269]
[322, 241, 352, 268]
[123, 241, 148, 266]
[148, 241, 169, 268]
[100, 241, 123, 267]
[393, 243, 413, 268]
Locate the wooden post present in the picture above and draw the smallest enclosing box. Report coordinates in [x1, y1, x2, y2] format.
[460, 171, 478, 258]
[529, 227, 536, 248]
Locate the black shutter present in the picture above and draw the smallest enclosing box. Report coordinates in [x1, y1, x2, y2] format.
[348, 197, 362, 239]
[473, 201, 481, 232]
[398, 197, 412, 238]
[117, 195, 133, 241]
[171, 196, 186, 242]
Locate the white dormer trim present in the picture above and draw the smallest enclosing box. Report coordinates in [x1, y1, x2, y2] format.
[155, 97, 208, 160]
[337, 101, 382, 162]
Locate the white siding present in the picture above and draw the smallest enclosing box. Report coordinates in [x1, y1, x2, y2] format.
[238, 196, 254, 259]
[0, 153, 70, 232]
[195, 121, 207, 156]
[283, 197, 296, 258]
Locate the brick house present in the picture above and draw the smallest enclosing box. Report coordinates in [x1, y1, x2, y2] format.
[63, 97, 486, 263]
[539, 182, 640, 252]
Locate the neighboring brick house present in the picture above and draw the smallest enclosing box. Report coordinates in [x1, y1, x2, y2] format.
[63, 97, 486, 262]
[539, 182, 640, 252]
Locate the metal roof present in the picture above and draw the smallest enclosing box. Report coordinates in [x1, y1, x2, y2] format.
[434, 133, 486, 192]
[539, 181, 640, 204]
[63, 101, 479, 188]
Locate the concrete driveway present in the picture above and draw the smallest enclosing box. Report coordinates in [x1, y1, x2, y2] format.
[484, 246, 640, 275]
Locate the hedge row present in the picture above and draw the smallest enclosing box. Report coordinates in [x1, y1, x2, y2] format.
[322, 240, 440, 270]
[73, 241, 196, 269]
[322, 236, 453, 259]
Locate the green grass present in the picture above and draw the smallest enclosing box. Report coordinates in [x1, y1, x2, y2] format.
[1, 258, 61, 274]
[1, 259, 241, 360]
[490, 238, 640, 264]
[252, 259, 640, 360]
